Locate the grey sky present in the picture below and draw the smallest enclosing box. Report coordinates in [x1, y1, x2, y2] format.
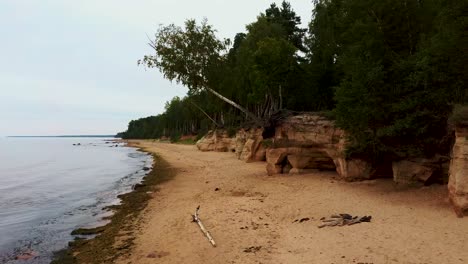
[0, 0, 313, 136]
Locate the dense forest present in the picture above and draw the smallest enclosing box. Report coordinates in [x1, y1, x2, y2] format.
[120, 0, 467, 164]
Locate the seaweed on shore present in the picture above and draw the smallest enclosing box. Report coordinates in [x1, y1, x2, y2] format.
[70, 226, 106, 236]
[51, 150, 175, 264]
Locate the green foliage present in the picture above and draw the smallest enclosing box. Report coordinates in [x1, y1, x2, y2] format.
[124, 0, 465, 168]
[219, 2, 313, 116]
[303, 0, 343, 111]
[265, 1, 307, 51]
[140, 19, 228, 91]
[450, 105, 468, 127]
[120, 92, 243, 140]
[196, 129, 208, 141]
[323, 0, 466, 161]
[226, 127, 238, 137]
[262, 138, 274, 148]
[169, 132, 181, 143]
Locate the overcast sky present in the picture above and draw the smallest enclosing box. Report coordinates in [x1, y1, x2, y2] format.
[0, 0, 313, 136]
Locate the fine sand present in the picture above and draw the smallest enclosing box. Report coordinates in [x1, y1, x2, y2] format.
[117, 140, 468, 264]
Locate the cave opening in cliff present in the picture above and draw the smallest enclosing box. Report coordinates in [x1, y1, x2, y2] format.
[278, 150, 338, 174]
[305, 153, 336, 172]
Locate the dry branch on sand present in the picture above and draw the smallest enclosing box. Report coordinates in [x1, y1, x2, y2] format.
[191, 206, 216, 247]
[318, 214, 372, 228]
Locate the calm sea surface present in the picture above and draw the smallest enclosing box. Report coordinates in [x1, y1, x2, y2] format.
[0, 137, 152, 264]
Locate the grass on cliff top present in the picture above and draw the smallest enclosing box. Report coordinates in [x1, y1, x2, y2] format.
[52, 153, 175, 264]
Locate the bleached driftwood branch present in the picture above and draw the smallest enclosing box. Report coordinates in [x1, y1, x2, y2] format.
[192, 206, 216, 247]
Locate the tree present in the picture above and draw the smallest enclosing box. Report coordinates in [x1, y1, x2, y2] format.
[324, 0, 465, 161]
[221, 3, 309, 116]
[303, 0, 343, 111]
[234, 16, 297, 116]
[140, 19, 261, 123]
[265, 1, 307, 52]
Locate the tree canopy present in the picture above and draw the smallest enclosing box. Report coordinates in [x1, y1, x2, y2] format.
[122, 0, 466, 166]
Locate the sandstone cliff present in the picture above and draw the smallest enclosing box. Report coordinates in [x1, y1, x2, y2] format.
[195, 114, 374, 181]
[235, 128, 265, 162]
[195, 112, 465, 217]
[448, 125, 468, 217]
[196, 130, 235, 152]
[196, 128, 265, 162]
[264, 114, 372, 181]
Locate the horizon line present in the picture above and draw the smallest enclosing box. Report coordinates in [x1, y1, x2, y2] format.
[7, 134, 118, 138]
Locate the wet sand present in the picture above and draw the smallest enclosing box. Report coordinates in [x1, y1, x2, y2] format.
[117, 140, 468, 264]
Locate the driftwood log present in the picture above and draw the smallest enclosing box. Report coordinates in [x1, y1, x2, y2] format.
[191, 206, 216, 247]
[318, 214, 372, 228]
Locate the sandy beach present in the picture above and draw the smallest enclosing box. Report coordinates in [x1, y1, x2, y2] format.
[117, 140, 468, 264]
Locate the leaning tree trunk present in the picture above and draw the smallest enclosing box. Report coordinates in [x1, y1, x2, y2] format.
[205, 87, 263, 125]
[189, 100, 221, 127]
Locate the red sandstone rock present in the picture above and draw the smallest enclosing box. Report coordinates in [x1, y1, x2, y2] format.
[264, 114, 371, 180]
[392, 160, 435, 184]
[448, 126, 468, 217]
[196, 130, 235, 152]
[237, 128, 265, 162]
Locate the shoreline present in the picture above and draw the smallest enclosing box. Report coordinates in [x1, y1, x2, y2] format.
[52, 141, 175, 263]
[57, 140, 468, 264]
[115, 141, 467, 264]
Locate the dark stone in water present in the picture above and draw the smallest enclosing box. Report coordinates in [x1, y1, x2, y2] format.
[142, 167, 151, 171]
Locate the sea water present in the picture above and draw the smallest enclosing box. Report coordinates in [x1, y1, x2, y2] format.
[0, 137, 152, 263]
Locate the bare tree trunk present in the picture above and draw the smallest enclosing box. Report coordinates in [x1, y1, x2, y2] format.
[262, 94, 270, 119]
[279, 85, 283, 110]
[204, 87, 262, 124]
[189, 100, 222, 127]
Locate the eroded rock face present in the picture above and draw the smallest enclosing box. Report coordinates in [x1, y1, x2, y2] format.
[196, 130, 235, 152]
[236, 128, 265, 162]
[392, 158, 444, 185]
[448, 126, 468, 217]
[265, 114, 371, 181]
[334, 158, 372, 180]
[196, 128, 265, 162]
